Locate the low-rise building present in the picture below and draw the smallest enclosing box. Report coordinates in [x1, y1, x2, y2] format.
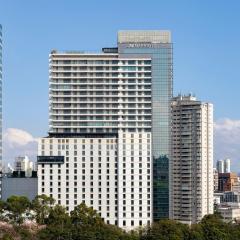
[1, 171, 37, 200]
[217, 203, 240, 223]
[218, 173, 238, 192]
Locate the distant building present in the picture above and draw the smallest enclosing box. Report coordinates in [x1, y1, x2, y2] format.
[220, 191, 240, 203]
[2, 171, 37, 200]
[7, 164, 14, 174]
[214, 192, 222, 205]
[224, 158, 231, 173]
[218, 173, 238, 192]
[170, 95, 214, 224]
[14, 156, 34, 177]
[216, 159, 231, 174]
[232, 181, 240, 193]
[217, 203, 240, 223]
[217, 160, 224, 173]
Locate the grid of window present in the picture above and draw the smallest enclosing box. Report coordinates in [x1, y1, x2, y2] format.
[49, 54, 152, 134]
[38, 137, 118, 224]
[119, 40, 173, 221]
[118, 132, 152, 228]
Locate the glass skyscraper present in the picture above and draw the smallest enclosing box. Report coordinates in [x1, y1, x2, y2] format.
[118, 31, 173, 220]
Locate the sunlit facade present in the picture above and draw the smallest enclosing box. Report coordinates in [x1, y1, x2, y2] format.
[170, 95, 214, 224]
[38, 30, 172, 229]
[118, 31, 173, 220]
[38, 48, 152, 229]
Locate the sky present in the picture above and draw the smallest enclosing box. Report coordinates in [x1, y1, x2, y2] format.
[0, 0, 240, 170]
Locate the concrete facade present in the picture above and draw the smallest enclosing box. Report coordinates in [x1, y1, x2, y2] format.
[170, 95, 214, 224]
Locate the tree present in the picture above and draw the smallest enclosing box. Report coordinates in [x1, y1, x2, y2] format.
[37, 205, 71, 240]
[189, 224, 204, 240]
[94, 223, 129, 240]
[47, 204, 70, 226]
[200, 214, 230, 240]
[32, 194, 55, 225]
[5, 196, 31, 225]
[146, 219, 189, 240]
[70, 202, 103, 227]
[1, 233, 14, 240]
[69, 203, 104, 240]
[0, 199, 6, 221]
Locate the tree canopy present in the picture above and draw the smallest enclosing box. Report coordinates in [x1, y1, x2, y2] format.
[0, 195, 240, 240]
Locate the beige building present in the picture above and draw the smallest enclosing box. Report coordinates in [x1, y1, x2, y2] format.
[170, 95, 214, 224]
[217, 203, 240, 223]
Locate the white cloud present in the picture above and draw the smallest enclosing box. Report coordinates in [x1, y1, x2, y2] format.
[3, 128, 38, 147]
[3, 128, 38, 165]
[214, 118, 240, 172]
[2, 121, 240, 172]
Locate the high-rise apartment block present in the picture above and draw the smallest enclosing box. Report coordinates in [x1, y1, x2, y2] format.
[0, 24, 2, 198]
[170, 95, 214, 224]
[37, 31, 173, 228]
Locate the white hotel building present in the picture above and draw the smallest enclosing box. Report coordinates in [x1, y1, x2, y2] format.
[38, 41, 155, 229]
[38, 30, 173, 229]
[170, 95, 214, 224]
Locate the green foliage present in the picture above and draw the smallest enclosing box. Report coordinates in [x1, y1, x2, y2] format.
[0, 199, 6, 221]
[37, 204, 72, 240]
[70, 202, 103, 226]
[5, 195, 31, 225]
[3, 195, 240, 240]
[146, 219, 189, 240]
[14, 225, 35, 240]
[1, 233, 14, 240]
[199, 214, 230, 240]
[189, 224, 204, 240]
[32, 194, 55, 225]
[69, 203, 109, 240]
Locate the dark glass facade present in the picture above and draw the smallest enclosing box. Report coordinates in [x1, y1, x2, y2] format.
[118, 38, 173, 220]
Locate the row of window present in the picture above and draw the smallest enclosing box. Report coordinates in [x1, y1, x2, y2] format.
[51, 60, 151, 65]
[42, 138, 117, 144]
[50, 78, 151, 84]
[52, 66, 151, 71]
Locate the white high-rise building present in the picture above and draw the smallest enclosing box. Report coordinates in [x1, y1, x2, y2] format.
[38, 30, 173, 229]
[38, 52, 152, 228]
[170, 95, 214, 224]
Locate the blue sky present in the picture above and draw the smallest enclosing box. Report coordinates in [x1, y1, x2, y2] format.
[1, 0, 240, 169]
